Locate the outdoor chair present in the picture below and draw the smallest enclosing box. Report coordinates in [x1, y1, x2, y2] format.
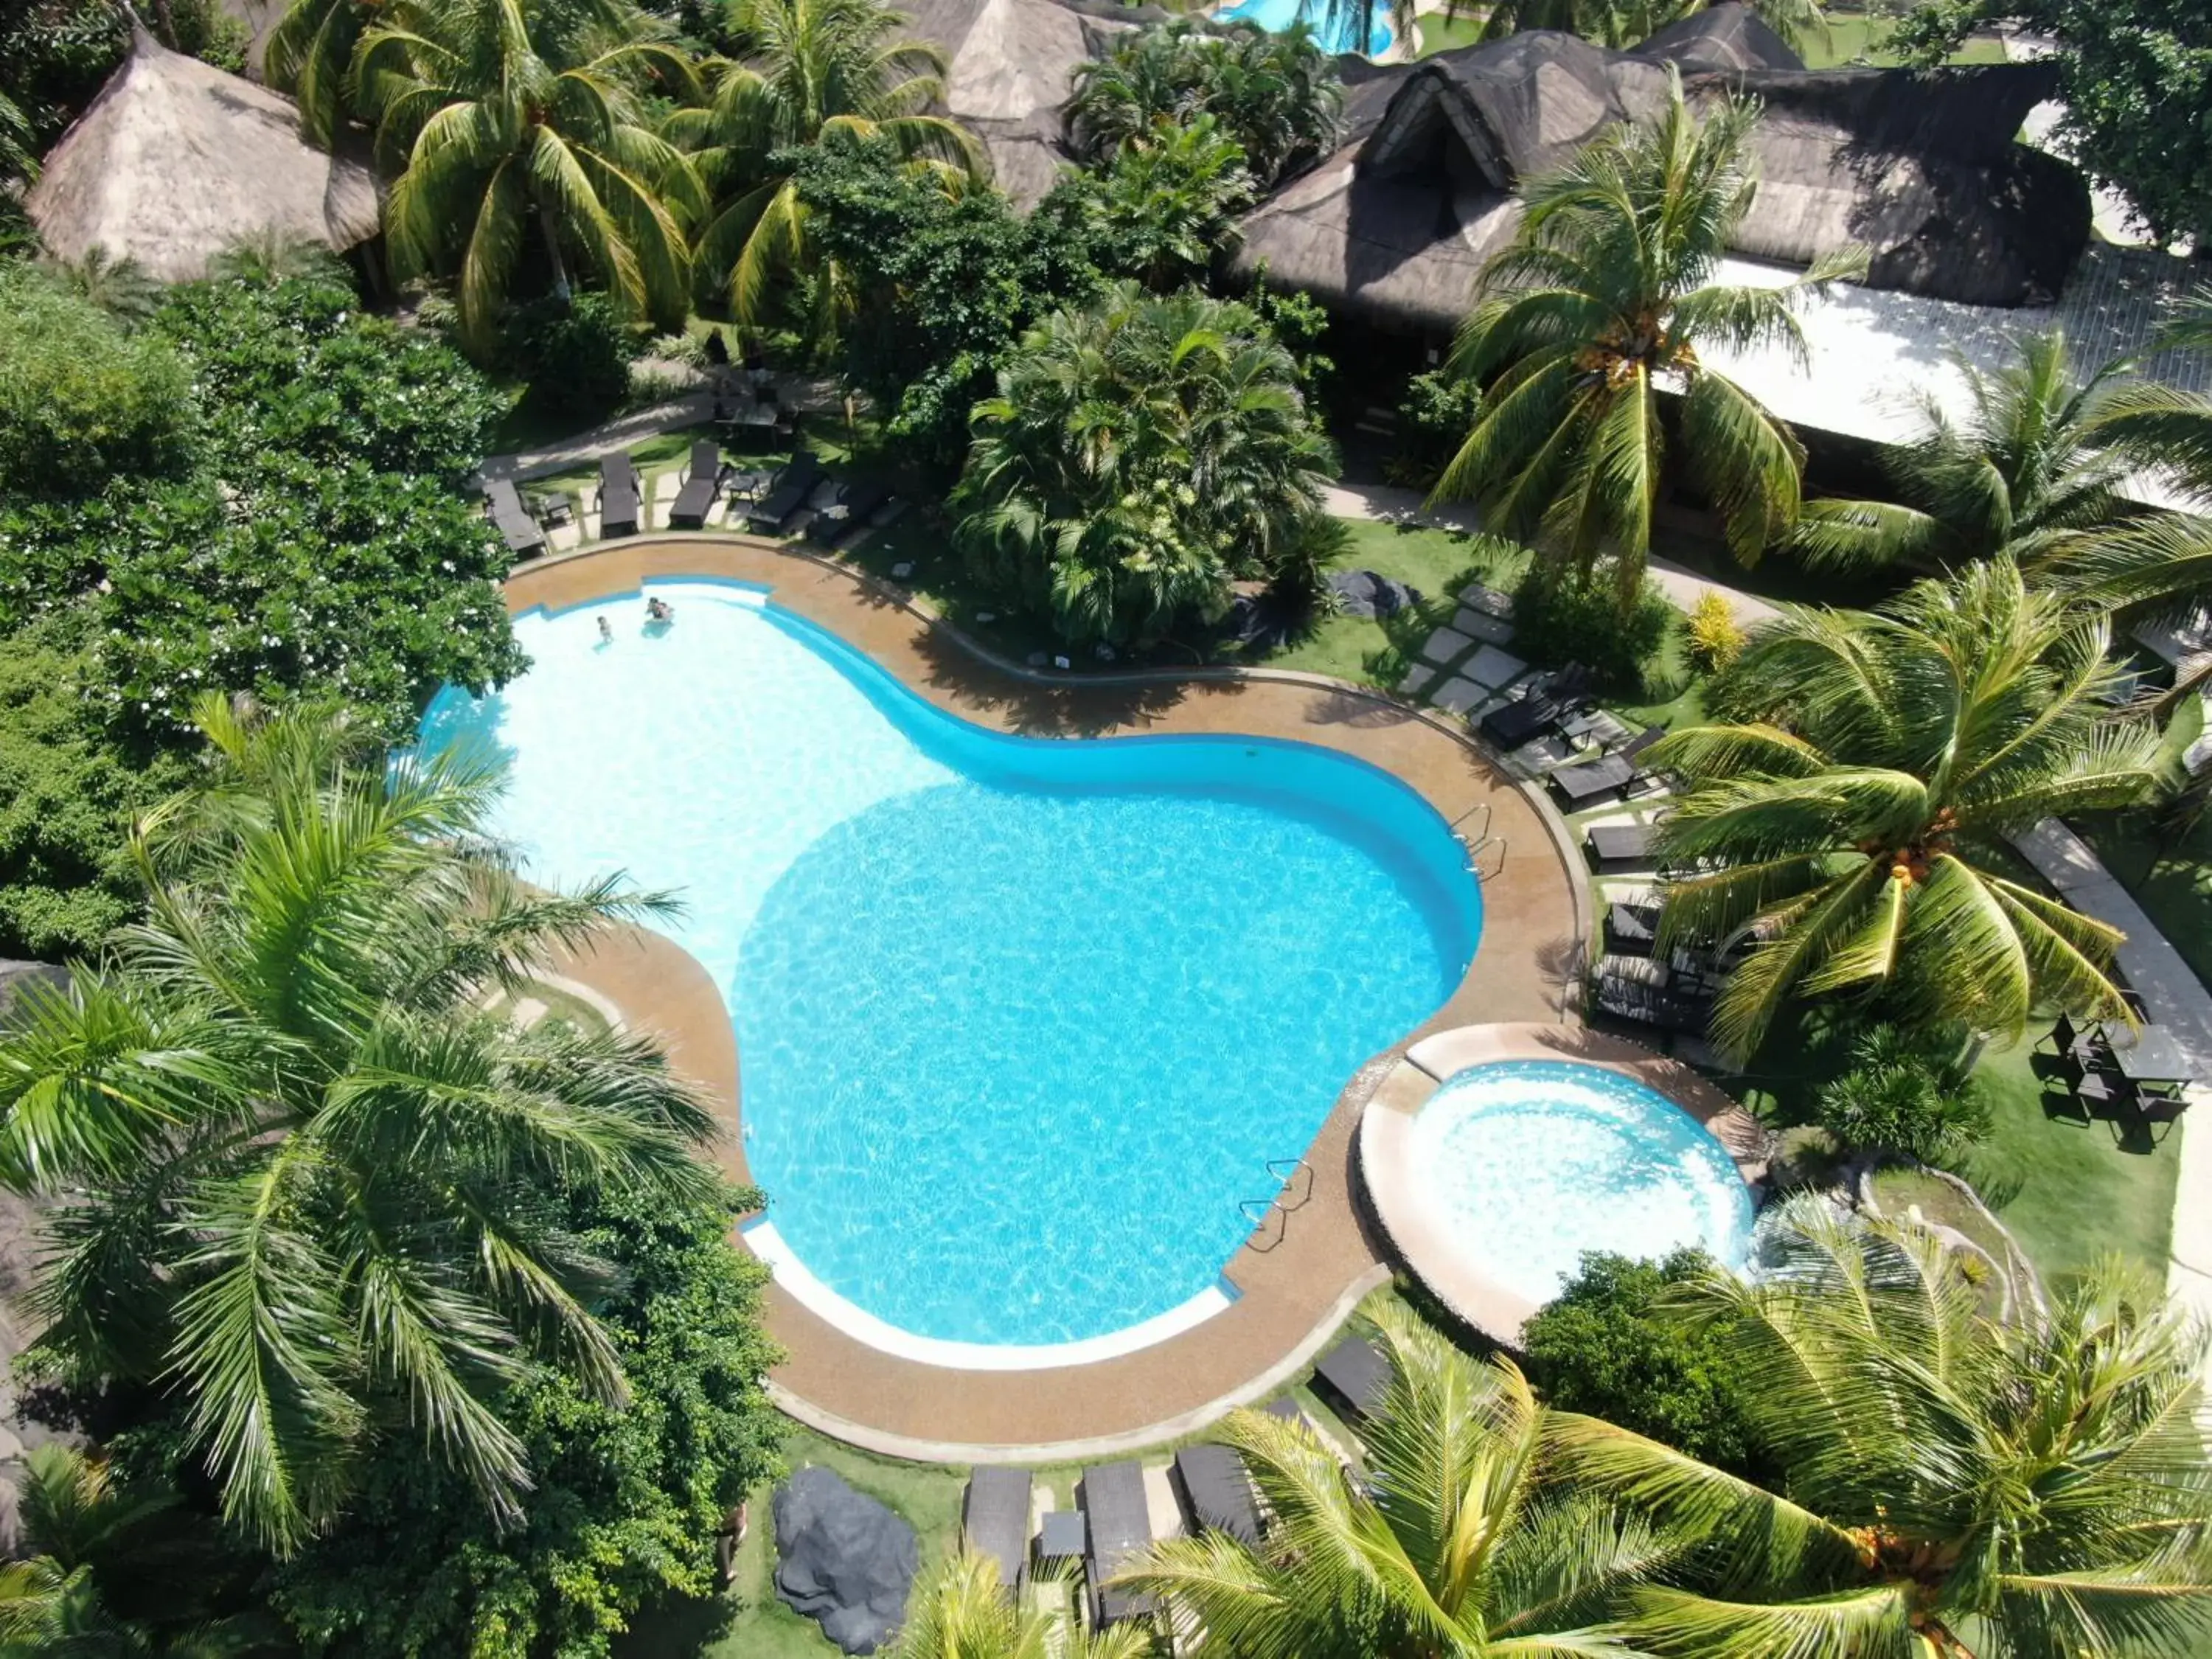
[1079, 1463, 1155, 1627]
[960, 1467, 1032, 1598]
[1548, 751, 1635, 810]
[804, 479, 891, 547]
[1604, 898, 1660, 957]
[668, 439, 722, 530]
[1312, 1336, 1391, 1423]
[2070, 1057, 2136, 1115]
[1479, 692, 1563, 751]
[1584, 822, 1658, 872]
[1172, 1444, 1262, 1547]
[481, 478, 547, 557]
[744, 451, 820, 534]
[2043, 1012, 2113, 1071]
[596, 454, 641, 538]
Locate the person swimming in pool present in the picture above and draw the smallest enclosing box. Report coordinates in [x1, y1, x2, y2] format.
[645, 597, 674, 624]
[597, 615, 613, 644]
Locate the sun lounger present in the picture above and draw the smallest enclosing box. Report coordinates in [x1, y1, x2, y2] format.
[1549, 752, 1634, 809]
[1479, 693, 1560, 749]
[744, 451, 821, 534]
[1080, 1461, 1155, 1627]
[806, 479, 892, 545]
[1585, 823, 1658, 872]
[961, 1467, 1032, 1597]
[597, 454, 641, 538]
[1604, 899, 1660, 956]
[1312, 1336, 1391, 1422]
[1172, 1445, 1262, 1547]
[481, 478, 547, 557]
[669, 439, 723, 530]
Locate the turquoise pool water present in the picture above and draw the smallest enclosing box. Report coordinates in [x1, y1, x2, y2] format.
[1217, 0, 1393, 58]
[1411, 1061, 1754, 1301]
[420, 580, 1478, 1347]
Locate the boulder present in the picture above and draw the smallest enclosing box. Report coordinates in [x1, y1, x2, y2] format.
[1329, 568, 1422, 619]
[773, 1467, 918, 1655]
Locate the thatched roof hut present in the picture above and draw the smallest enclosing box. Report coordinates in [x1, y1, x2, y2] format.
[25, 26, 380, 282]
[1229, 6, 2090, 330]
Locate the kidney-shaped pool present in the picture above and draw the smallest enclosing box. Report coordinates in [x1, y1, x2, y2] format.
[420, 579, 1480, 1362]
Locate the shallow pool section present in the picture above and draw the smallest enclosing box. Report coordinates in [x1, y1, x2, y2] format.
[420, 579, 1478, 1357]
[1216, 0, 1392, 58]
[1408, 1060, 1754, 1302]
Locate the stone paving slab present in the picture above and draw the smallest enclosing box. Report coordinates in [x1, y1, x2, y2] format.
[1458, 581, 1515, 618]
[1399, 663, 1437, 697]
[1419, 626, 1473, 665]
[1465, 644, 1528, 689]
[1453, 609, 1516, 644]
[1430, 676, 1484, 715]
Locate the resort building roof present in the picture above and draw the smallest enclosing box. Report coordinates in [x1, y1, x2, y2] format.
[24, 26, 380, 282]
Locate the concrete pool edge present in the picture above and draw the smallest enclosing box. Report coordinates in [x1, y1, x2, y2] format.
[1358, 1023, 1772, 1347]
[507, 535, 1588, 1457]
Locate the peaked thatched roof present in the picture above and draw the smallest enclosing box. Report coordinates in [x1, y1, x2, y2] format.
[25, 27, 380, 282]
[1231, 7, 2090, 332]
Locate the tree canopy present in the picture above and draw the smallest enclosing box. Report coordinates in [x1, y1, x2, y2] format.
[0, 264, 195, 494]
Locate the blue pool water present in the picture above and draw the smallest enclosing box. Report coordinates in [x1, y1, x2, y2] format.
[1411, 1061, 1754, 1301]
[1216, 0, 1393, 58]
[420, 580, 1478, 1346]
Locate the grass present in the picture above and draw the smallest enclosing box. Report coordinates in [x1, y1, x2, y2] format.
[1414, 7, 1490, 55]
[1796, 13, 2009, 68]
[1267, 518, 1528, 686]
[1731, 1018, 2180, 1285]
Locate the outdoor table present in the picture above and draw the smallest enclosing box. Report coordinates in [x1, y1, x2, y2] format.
[1034, 1509, 1085, 1570]
[2107, 1026, 2203, 1088]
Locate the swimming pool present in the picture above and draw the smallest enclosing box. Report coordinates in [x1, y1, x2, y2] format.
[1408, 1060, 1754, 1302]
[1216, 0, 1393, 58]
[419, 579, 1478, 1359]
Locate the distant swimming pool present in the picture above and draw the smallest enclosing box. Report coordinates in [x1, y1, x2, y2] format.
[420, 580, 1478, 1357]
[1409, 1061, 1755, 1302]
[1216, 0, 1392, 58]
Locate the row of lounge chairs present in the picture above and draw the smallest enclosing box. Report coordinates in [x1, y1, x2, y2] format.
[584, 441, 904, 541]
[954, 1334, 1396, 1632]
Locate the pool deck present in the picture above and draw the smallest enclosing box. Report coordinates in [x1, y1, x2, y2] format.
[1359, 1023, 1770, 1344]
[510, 535, 1587, 1458]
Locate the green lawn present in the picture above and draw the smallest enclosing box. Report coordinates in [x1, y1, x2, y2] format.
[1266, 518, 1528, 686]
[1795, 14, 2008, 67]
[1415, 7, 1490, 55]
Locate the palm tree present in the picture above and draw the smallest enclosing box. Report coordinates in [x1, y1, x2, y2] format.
[0, 87, 35, 183]
[953, 282, 1337, 647]
[37, 246, 164, 326]
[1445, 0, 1823, 52]
[1066, 19, 1340, 188]
[1789, 331, 2139, 573]
[1088, 114, 1255, 291]
[1555, 1196, 2212, 1658]
[667, 0, 983, 337]
[893, 1552, 1150, 1659]
[1433, 72, 1863, 604]
[345, 0, 703, 350]
[1649, 559, 2160, 1062]
[1116, 1304, 1669, 1655]
[0, 695, 720, 1554]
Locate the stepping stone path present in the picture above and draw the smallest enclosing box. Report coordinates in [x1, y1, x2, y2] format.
[1397, 580, 1544, 731]
[1464, 644, 1528, 689]
[1419, 626, 1472, 665]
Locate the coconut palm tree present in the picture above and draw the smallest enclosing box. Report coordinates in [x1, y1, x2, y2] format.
[1649, 559, 2160, 1062]
[1116, 1304, 1669, 1656]
[36, 246, 164, 326]
[1788, 331, 2140, 573]
[1444, 0, 1825, 51]
[667, 0, 983, 337]
[0, 695, 720, 1554]
[894, 1552, 1150, 1659]
[1554, 1197, 2212, 1658]
[1433, 72, 1863, 605]
[343, 0, 703, 351]
[1087, 114, 1255, 291]
[953, 281, 1337, 647]
[1066, 19, 1340, 188]
[0, 88, 35, 183]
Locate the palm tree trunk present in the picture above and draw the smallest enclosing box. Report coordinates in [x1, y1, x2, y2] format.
[536, 200, 572, 305]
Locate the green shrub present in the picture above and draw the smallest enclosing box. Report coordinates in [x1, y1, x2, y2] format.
[1385, 368, 1483, 490]
[1816, 1025, 1992, 1166]
[1685, 589, 1747, 671]
[500, 293, 637, 417]
[1509, 568, 1672, 690]
[0, 265, 195, 493]
[1520, 1249, 1767, 1478]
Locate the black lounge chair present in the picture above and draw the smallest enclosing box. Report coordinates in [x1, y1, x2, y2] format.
[669, 439, 723, 530]
[1585, 823, 1658, 872]
[1312, 1336, 1390, 1422]
[1079, 1462, 1154, 1627]
[1172, 1445, 1262, 1547]
[745, 451, 821, 533]
[597, 454, 641, 538]
[1551, 727, 1666, 809]
[805, 479, 892, 546]
[1604, 899, 1660, 957]
[1592, 956, 1711, 1033]
[482, 478, 547, 557]
[1480, 693, 1560, 750]
[961, 1466, 1032, 1597]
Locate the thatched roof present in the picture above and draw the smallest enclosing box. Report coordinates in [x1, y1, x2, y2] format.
[25, 27, 380, 282]
[1231, 7, 2090, 330]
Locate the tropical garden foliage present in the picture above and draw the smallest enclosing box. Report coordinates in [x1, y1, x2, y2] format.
[1433, 72, 1863, 605]
[1652, 559, 2160, 1062]
[0, 262, 195, 492]
[1066, 18, 1340, 189]
[952, 281, 1337, 645]
[0, 698, 725, 1553]
[894, 1552, 1150, 1659]
[1439, 0, 1824, 49]
[1812, 1024, 1992, 1166]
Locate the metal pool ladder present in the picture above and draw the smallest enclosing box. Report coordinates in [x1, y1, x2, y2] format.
[1239, 1155, 1315, 1251]
[1452, 801, 1506, 881]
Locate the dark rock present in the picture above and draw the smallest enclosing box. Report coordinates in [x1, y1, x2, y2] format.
[773, 1467, 917, 1655]
[1329, 568, 1422, 619]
